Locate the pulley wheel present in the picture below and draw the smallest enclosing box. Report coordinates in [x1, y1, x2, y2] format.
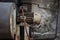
[0, 3, 16, 39]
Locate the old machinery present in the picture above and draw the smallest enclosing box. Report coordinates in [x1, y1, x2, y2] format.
[0, 0, 59, 40]
[16, 0, 58, 40]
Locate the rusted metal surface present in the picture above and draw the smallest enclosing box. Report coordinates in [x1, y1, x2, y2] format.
[15, 25, 20, 40]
